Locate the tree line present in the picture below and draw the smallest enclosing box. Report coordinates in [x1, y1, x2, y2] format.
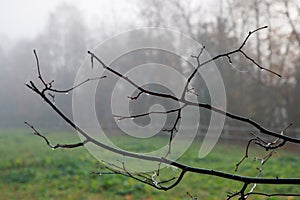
[0, 0, 299, 131]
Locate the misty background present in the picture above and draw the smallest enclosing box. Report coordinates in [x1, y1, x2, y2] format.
[0, 0, 300, 136]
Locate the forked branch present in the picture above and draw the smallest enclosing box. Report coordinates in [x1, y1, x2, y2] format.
[26, 27, 300, 199]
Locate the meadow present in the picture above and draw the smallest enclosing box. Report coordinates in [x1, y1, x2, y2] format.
[1, 129, 299, 200]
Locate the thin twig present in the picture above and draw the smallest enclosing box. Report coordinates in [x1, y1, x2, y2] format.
[25, 121, 87, 149]
[26, 27, 300, 198]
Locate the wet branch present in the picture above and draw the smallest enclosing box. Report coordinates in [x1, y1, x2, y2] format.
[24, 121, 87, 149]
[88, 28, 300, 144]
[26, 26, 300, 199]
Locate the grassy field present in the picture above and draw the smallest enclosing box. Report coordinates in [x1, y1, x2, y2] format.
[0, 129, 299, 200]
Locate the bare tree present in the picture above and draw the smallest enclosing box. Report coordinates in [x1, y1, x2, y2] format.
[25, 27, 300, 200]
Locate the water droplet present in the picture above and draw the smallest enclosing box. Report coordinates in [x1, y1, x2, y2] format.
[260, 68, 264, 71]
[65, 92, 69, 95]
[146, 93, 150, 96]
[117, 119, 120, 122]
[99, 173, 102, 176]
[171, 166, 178, 171]
[51, 147, 55, 150]
[130, 117, 134, 120]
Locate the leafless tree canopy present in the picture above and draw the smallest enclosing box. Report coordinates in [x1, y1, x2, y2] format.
[26, 26, 300, 199]
[0, 0, 297, 199]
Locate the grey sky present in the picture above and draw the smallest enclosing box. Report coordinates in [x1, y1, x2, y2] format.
[0, 0, 70, 39]
[0, 0, 136, 41]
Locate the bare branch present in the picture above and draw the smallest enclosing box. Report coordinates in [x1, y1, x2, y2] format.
[113, 107, 183, 121]
[27, 48, 300, 186]
[85, 27, 299, 146]
[47, 76, 107, 94]
[235, 138, 256, 172]
[24, 121, 87, 149]
[127, 91, 143, 100]
[245, 192, 300, 198]
[26, 26, 300, 199]
[236, 123, 293, 172]
[33, 49, 47, 87]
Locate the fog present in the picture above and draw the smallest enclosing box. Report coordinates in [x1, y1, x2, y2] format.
[0, 0, 137, 40]
[0, 0, 299, 133]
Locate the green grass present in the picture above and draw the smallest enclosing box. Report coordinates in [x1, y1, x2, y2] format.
[0, 129, 299, 200]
